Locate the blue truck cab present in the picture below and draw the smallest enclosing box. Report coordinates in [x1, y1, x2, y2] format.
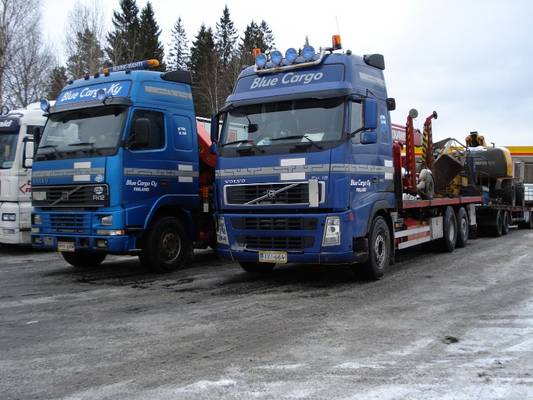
[31, 61, 215, 271]
[213, 42, 398, 276]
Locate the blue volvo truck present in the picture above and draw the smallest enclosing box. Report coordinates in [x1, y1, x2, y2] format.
[31, 60, 215, 271]
[212, 39, 487, 279]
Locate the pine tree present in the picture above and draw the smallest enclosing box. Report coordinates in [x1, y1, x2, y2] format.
[215, 5, 238, 107]
[167, 17, 188, 71]
[66, 28, 105, 79]
[189, 24, 218, 117]
[46, 66, 68, 100]
[239, 21, 266, 67]
[259, 20, 275, 51]
[105, 0, 140, 65]
[138, 1, 165, 69]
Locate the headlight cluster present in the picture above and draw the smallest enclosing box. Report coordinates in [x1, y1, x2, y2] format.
[216, 217, 229, 245]
[322, 216, 341, 246]
[1, 213, 16, 222]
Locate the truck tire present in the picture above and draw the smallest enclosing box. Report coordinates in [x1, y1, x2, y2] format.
[140, 216, 192, 273]
[440, 206, 457, 252]
[518, 211, 533, 229]
[62, 251, 106, 268]
[455, 207, 469, 248]
[490, 210, 504, 237]
[360, 216, 391, 280]
[502, 180, 515, 206]
[239, 262, 275, 274]
[502, 211, 510, 235]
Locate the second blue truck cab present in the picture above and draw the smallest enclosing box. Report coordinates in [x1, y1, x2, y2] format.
[31, 61, 214, 271]
[213, 43, 397, 276]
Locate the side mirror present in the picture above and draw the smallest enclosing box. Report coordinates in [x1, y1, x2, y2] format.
[360, 131, 377, 144]
[210, 114, 220, 143]
[386, 98, 396, 111]
[133, 118, 150, 147]
[209, 142, 218, 155]
[363, 98, 378, 131]
[22, 136, 34, 169]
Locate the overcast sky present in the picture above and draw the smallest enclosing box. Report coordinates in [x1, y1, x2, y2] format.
[42, 0, 533, 145]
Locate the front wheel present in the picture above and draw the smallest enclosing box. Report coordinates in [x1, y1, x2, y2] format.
[140, 216, 192, 273]
[61, 251, 106, 268]
[440, 206, 457, 252]
[455, 207, 469, 248]
[360, 216, 391, 280]
[502, 211, 510, 235]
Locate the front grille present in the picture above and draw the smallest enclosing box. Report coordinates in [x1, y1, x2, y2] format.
[32, 184, 109, 208]
[231, 217, 317, 231]
[236, 235, 314, 250]
[49, 214, 90, 234]
[225, 182, 310, 205]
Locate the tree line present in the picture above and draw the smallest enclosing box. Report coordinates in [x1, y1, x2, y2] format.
[0, 0, 275, 117]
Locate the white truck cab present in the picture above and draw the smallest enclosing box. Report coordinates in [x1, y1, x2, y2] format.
[0, 103, 47, 245]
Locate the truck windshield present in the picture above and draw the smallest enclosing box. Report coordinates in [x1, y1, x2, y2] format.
[0, 132, 18, 169]
[220, 98, 344, 155]
[36, 105, 127, 160]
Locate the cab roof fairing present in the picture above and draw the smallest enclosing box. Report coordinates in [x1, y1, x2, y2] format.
[225, 52, 388, 108]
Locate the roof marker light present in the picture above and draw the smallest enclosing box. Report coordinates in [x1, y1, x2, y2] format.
[332, 34, 342, 50]
[255, 53, 267, 69]
[40, 99, 50, 113]
[302, 45, 315, 62]
[271, 50, 283, 66]
[285, 48, 297, 64]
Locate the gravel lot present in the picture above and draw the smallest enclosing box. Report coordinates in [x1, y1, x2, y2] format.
[1, 230, 533, 399]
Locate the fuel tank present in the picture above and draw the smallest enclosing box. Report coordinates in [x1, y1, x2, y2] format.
[470, 147, 513, 179]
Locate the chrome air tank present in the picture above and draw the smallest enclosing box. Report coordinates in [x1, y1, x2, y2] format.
[470, 147, 513, 179]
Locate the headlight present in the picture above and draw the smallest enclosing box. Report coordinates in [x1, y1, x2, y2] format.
[322, 216, 341, 246]
[32, 214, 42, 225]
[100, 215, 113, 226]
[216, 216, 229, 245]
[96, 229, 125, 236]
[1, 213, 16, 222]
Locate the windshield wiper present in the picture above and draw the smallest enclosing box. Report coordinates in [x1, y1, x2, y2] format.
[68, 142, 95, 147]
[221, 139, 264, 153]
[271, 135, 323, 150]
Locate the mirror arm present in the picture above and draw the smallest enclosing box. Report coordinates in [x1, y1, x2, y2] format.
[350, 126, 367, 137]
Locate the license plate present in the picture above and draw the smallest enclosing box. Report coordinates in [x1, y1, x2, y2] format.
[57, 241, 75, 252]
[258, 251, 288, 264]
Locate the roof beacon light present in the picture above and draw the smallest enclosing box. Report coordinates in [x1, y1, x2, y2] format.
[302, 45, 315, 62]
[332, 34, 342, 50]
[255, 53, 267, 69]
[285, 48, 298, 64]
[271, 50, 283, 66]
[40, 99, 50, 113]
[252, 48, 261, 60]
[100, 59, 160, 75]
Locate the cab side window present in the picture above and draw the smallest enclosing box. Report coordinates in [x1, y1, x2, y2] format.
[350, 101, 362, 144]
[130, 110, 165, 151]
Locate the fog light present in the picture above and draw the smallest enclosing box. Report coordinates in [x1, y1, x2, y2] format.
[96, 239, 108, 248]
[322, 216, 341, 246]
[32, 214, 42, 225]
[100, 215, 113, 226]
[33, 236, 43, 245]
[31, 227, 40, 233]
[2, 228, 15, 235]
[96, 229, 125, 236]
[2, 213, 16, 222]
[216, 216, 229, 245]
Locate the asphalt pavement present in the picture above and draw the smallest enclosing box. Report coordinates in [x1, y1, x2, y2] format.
[1, 229, 532, 399]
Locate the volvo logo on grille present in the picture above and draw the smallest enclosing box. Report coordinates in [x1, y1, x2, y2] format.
[94, 186, 104, 195]
[266, 189, 277, 200]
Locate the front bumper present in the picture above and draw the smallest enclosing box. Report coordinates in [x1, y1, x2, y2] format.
[31, 233, 133, 253]
[0, 202, 31, 245]
[216, 210, 364, 265]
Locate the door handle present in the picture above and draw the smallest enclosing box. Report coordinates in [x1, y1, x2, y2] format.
[372, 176, 379, 183]
[160, 179, 169, 187]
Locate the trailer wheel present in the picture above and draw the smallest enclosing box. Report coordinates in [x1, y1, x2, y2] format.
[440, 206, 457, 252]
[61, 251, 106, 268]
[502, 211, 510, 235]
[491, 210, 503, 237]
[518, 211, 533, 229]
[239, 262, 274, 274]
[140, 216, 192, 273]
[456, 207, 469, 248]
[360, 216, 391, 280]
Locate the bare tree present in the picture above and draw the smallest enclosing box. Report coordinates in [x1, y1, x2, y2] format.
[0, 0, 38, 103]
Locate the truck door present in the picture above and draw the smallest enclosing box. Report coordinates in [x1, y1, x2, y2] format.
[123, 108, 169, 227]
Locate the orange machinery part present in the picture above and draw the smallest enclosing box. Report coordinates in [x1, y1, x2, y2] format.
[196, 120, 216, 168]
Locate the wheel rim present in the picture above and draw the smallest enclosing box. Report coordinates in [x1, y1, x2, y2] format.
[159, 230, 181, 262]
[374, 233, 386, 267]
[461, 216, 468, 237]
[449, 219, 456, 242]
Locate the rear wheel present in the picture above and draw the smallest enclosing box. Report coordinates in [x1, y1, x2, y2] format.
[239, 262, 275, 274]
[518, 211, 533, 229]
[491, 210, 503, 237]
[360, 216, 391, 280]
[139, 216, 192, 273]
[455, 207, 469, 248]
[502, 211, 510, 235]
[62, 251, 106, 268]
[440, 206, 457, 252]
